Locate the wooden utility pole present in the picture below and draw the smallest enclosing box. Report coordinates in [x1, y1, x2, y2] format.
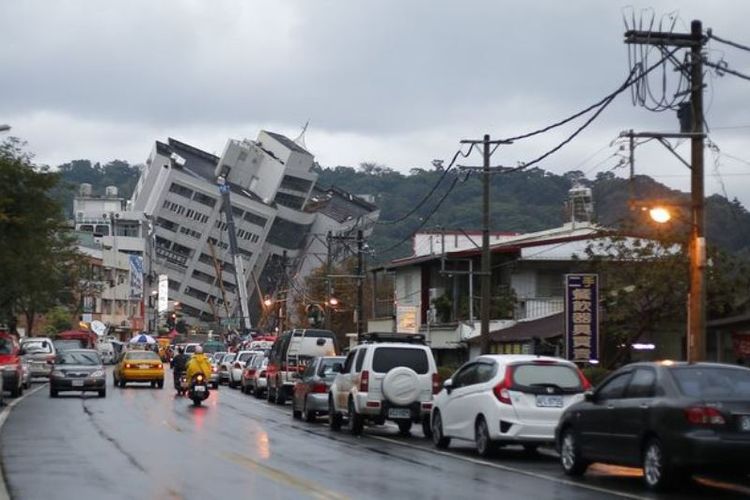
[356, 229, 365, 341]
[624, 19, 706, 361]
[459, 135, 512, 354]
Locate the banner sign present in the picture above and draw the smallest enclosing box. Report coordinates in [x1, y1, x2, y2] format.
[396, 306, 419, 334]
[565, 274, 599, 363]
[158, 274, 169, 313]
[128, 255, 144, 299]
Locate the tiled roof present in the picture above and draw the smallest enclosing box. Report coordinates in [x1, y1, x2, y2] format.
[306, 185, 378, 223]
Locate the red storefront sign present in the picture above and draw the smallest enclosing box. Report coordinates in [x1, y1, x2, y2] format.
[732, 332, 750, 357]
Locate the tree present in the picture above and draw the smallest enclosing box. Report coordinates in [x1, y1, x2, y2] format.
[0, 138, 80, 334]
[44, 306, 73, 335]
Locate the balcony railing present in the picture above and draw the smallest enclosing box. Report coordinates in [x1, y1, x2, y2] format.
[514, 297, 564, 321]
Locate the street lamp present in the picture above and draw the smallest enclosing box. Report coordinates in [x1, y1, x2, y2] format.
[641, 201, 705, 362]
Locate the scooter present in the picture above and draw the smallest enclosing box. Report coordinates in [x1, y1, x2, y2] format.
[189, 374, 210, 406]
[174, 371, 188, 396]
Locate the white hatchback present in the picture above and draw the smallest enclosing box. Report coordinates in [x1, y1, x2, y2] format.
[431, 355, 590, 457]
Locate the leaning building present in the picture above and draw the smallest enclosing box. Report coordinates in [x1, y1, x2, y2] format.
[129, 130, 378, 331]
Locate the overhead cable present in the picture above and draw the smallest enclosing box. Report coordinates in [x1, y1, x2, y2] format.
[708, 31, 750, 53]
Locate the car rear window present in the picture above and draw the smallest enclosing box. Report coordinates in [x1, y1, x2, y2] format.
[319, 357, 345, 377]
[59, 351, 100, 365]
[671, 366, 750, 399]
[126, 351, 160, 360]
[512, 363, 583, 391]
[0, 338, 13, 354]
[372, 347, 429, 374]
[23, 340, 53, 354]
[238, 352, 253, 362]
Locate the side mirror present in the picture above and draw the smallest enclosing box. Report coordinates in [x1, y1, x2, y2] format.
[443, 379, 453, 393]
[583, 390, 596, 402]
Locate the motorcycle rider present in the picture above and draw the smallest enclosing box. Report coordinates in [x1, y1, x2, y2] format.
[185, 345, 212, 384]
[171, 346, 190, 392]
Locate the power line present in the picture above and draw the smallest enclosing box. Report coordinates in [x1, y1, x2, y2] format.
[377, 176, 460, 255]
[376, 144, 475, 225]
[708, 30, 750, 53]
[704, 59, 750, 82]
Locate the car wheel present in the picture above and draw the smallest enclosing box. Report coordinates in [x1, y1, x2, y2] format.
[98, 389, 106, 398]
[150, 381, 156, 388]
[475, 416, 495, 457]
[421, 416, 433, 439]
[9, 382, 21, 398]
[158, 380, 164, 389]
[266, 386, 274, 403]
[292, 397, 301, 419]
[303, 398, 316, 423]
[329, 397, 342, 432]
[49, 388, 58, 398]
[642, 438, 682, 491]
[349, 399, 364, 436]
[213, 383, 219, 389]
[254, 388, 264, 399]
[432, 411, 451, 449]
[276, 386, 286, 405]
[560, 428, 589, 476]
[397, 420, 412, 436]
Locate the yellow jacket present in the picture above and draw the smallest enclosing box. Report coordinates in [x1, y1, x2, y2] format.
[186, 353, 212, 382]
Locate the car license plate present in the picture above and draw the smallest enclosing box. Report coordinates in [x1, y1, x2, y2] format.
[536, 395, 563, 408]
[739, 415, 750, 432]
[139, 364, 151, 369]
[194, 386, 206, 393]
[72, 380, 84, 387]
[388, 408, 411, 419]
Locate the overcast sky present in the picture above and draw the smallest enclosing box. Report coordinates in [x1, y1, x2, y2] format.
[1, 1, 749, 204]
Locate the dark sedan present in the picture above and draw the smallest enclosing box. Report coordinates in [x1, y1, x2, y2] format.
[556, 361, 750, 491]
[50, 349, 106, 398]
[292, 356, 345, 422]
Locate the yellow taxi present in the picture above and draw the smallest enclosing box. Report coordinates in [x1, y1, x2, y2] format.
[113, 350, 165, 388]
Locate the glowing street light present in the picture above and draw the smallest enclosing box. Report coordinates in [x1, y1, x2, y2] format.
[263, 296, 274, 308]
[328, 297, 339, 307]
[649, 206, 672, 224]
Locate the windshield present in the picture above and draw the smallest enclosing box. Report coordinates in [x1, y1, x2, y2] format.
[238, 352, 253, 362]
[372, 347, 429, 374]
[512, 363, 584, 390]
[0, 338, 12, 354]
[58, 351, 100, 365]
[126, 351, 160, 360]
[318, 357, 345, 377]
[671, 366, 750, 399]
[54, 340, 85, 351]
[223, 354, 236, 363]
[22, 340, 52, 354]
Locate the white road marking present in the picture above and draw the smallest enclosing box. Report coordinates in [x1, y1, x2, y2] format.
[368, 434, 647, 500]
[0, 383, 48, 500]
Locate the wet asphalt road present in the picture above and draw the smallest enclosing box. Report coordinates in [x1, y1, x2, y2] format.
[2, 370, 750, 500]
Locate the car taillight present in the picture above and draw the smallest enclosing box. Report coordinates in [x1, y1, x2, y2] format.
[432, 373, 441, 394]
[685, 406, 726, 425]
[212, 366, 217, 373]
[493, 366, 513, 405]
[577, 369, 592, 391]
[359, 370, 369, 392]
[312, 382, 327, 393]
[157, 364, 163, 369]
[247, 369, 256, 376]
[125, 363, 132, 369]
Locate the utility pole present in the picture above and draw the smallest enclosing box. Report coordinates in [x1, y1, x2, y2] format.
[325, 231, 333, 330]
[624, 19, 707, 362]
[356, 230, 365, 341]
[459, 135, 512, 354]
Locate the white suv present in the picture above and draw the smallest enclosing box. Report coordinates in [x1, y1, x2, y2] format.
[328, 333, 439, 436]
[431, 355, 590, 457]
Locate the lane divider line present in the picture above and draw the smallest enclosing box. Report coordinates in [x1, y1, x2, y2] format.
[0, 383, 48, 500]
[221, 451, 350, 500]
[368, 435, 647, 500]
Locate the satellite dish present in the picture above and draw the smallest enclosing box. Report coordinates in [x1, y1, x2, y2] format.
[91, 321, 107, 337]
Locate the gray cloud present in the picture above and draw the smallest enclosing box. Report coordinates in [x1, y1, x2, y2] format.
[1, 0, 748, 202]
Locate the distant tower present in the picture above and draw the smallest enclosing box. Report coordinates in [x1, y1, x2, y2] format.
[293, 120, 309, 151]
[568, 184, 594, 227]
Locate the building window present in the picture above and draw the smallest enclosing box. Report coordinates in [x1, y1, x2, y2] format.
[179, 226, 202, 239]
[238, 248, 253, 259]
[115, 222, 140, 237]
[155, 236, 171, 249]
[215, 220, 228, 231]
[536, 272, 564, 298]
[191, 270, 215, 285]
[193, 192, 217, 208]
[169, 182, 194, 199]
[156, 217, 179, 232]
[231, 206, 244, 219]
[274, 192, 305, 209]
[243, 211, 267, 228]
[280, 175, 312, 193]
[168, 279, 181, 291]
[172, 243, 193, 257]
[184, 287, 209, 302]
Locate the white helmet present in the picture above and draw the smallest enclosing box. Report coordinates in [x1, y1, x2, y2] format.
[195, 345, 204, 354]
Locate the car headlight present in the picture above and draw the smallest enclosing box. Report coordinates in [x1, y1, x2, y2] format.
[51, 370, 65, 377]
[90, 370, 105, 378]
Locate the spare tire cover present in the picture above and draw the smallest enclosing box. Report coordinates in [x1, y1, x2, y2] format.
[382, 367, 420, 406]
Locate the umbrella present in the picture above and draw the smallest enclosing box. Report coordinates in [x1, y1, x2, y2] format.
[129, 333, 156, 344]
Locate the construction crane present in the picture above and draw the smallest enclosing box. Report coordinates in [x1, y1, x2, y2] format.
[217, 176, 252, 333]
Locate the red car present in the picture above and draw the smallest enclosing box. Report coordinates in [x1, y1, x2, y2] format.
[0, 331, 24, 398]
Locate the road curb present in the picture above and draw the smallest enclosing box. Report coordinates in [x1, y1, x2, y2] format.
[0, 384, 46, 500]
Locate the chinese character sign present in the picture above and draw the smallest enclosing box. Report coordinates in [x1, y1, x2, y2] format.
[128, 255, 144, 299]
[565, 274, 599, 363]
[397, 306, 419, 334]
[158, 274, 169, 314]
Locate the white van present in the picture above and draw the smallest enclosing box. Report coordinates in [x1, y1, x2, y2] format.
[97, 340, 116, 364]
